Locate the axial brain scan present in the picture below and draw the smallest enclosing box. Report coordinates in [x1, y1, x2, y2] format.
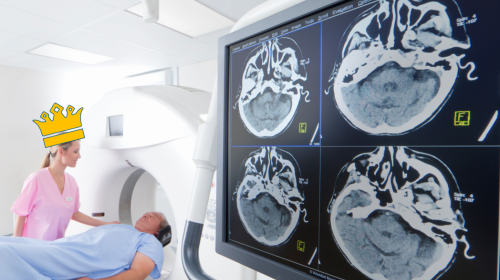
[235, 147, 305, 246]
[329, 147, 472, 280]
[237, 38, 308, 138]
[329, 0, 473, 135]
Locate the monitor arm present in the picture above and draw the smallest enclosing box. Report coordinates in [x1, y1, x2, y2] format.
[181, 76, 218, 280]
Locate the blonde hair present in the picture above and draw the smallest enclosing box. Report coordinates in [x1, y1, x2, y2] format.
[40, 141, 75, 169]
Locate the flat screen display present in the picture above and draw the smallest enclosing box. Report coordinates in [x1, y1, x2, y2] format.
[224, 0, 500, 279]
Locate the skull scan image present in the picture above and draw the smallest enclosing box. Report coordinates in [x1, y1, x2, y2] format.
[329, 0, 474, 135]
[237, 38, 308, 138]
[329, 147, 472, 280]
[235, 147, 305, 246]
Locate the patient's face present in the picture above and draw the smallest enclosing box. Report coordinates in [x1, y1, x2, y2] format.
[135, 212, 163, 234]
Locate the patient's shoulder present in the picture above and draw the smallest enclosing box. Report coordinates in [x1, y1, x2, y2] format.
[141, 233, 162, 248]
[137, 234, 164, 278]
[137, 234, 163, 257]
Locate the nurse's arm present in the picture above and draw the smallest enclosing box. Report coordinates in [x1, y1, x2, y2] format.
[77, 251, 155, 280]
[13, 215, 26, 237]
[71, 211, 119, 227]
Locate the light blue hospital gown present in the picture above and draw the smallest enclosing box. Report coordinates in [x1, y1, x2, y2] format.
[0, 224, 164, 280]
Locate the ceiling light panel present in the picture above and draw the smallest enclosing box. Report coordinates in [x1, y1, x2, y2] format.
[28, 43, 114, 65]
[127, 0, 235, 37]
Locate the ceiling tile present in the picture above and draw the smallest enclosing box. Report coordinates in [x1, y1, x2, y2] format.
[0, 30, 45, 52]
[0, 5, 76, 41]
[52, 30, 148, 59]
[123, 51, 195, 68]
[3, 53, 88, 73]
[84, 11, 188, 50]
[0, 0, 119, 27]
[98, 0, 140, 9]
[195, 0, 266, 21]
[0, 48, 20, 60]
[193, 26, 231, 46]
[157, 38, 217, 62]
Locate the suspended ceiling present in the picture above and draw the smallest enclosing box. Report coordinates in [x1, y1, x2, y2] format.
[0, 0, 265, 75]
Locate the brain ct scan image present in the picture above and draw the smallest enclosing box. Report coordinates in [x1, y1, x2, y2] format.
[329, 147, 472, 280]
[234, 147, 306, 246]
[224, 0, 500, 278]
[327, 0, 476, 135]
[236, 37, 309, 138]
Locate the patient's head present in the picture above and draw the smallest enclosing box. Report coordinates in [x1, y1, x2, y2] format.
[135, 211, 168, 236]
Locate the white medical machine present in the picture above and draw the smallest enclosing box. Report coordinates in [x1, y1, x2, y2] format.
[66, 85, 210, 279]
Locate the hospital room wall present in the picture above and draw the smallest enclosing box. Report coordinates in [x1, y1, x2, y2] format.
[0, 64, 67, 236]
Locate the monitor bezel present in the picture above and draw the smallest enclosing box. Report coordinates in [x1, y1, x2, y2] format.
[216, 0, 349, 279]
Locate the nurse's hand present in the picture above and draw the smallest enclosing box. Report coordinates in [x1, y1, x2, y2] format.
[105, 221, 121, 225]
[77, 278, 91, 280]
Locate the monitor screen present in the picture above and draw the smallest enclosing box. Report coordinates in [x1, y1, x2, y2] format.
[219, 0, 500, 279]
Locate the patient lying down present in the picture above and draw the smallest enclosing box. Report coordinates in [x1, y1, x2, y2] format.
[0, 212, 167, 280]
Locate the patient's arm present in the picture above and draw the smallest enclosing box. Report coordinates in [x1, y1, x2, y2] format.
[77, 251, 155, 280]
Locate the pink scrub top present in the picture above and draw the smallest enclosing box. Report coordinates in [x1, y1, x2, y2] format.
[11, 167, 81, 241]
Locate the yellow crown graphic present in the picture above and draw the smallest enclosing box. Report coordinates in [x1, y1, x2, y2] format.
[33, 103, 85, 147]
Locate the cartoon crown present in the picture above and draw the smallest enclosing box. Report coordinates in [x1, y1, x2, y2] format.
[33, 103, 85, 147]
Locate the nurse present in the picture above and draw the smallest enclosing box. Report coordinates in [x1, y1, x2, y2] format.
[11, 140, 118, 241]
